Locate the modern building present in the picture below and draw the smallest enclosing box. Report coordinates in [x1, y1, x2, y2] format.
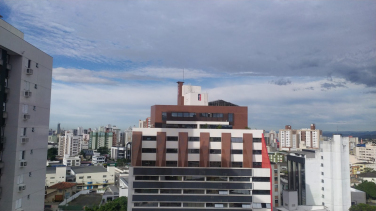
[279, 124, 322, 151]
[89, 128, 113, 150]
[58, 131, 82, 156]
[286, 135, 351, 211]
[111, 146, 126, 160]
[127, 82, 272, 211]
[0, 19, 53, 211]
[271, 163, 281, 208]
[138, 117, 151, 128]
[355, 143, 376, 162]
[92, 152, 106, 165]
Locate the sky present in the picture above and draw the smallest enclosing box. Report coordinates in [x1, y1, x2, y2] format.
[1, 0, 375, 131]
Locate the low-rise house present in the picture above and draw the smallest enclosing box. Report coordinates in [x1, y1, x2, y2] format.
[63, 154, 81, 166]
[92, 152, 106, 165]
[45, 182, 77, 203]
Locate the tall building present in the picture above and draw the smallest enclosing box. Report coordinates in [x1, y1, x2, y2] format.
[279, 124, 322, 151]
[58, 131, 82, 156]
[286, 135, 351, 211]
[127, 82, 272, 210]
[57, 123, 61, 135]
[89, 127, 113, 150]
[355, 143, 376, 162]
[0, 19, 53, 210]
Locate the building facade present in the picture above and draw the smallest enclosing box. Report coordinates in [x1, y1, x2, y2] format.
[127, 82, 272, 211]
[58, 131, 82, 156]
[355, 143, 376, 162]
[279, 124, 322, 151]
[0, 19, 53, 211]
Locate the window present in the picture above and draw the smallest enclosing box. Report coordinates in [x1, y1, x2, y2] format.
[210, 149, 221, 154]
[183, 189, 205, 194]
[184, 176, 204, 181]
[160, 189, 181, 194]
[206, 203, 227, 208]
[142, 148, 156, 153]
[322, 194, 324, 198]
[87, 176, 91, 178]
[321, 172, 324, 175]
[79, 177, 84, 179]
[229, 177, 250, 181]
[231, 149, 242, 154]
[141, 161, 156, 166]
[162, 112, 167, 121]
[252, 190, 270, 195]
[50, 177, 55, 179]
[230, 190, 251, 195]
[231, 137, 242, 143]
[160, 176, 181, 181]
[32, 128, 35, 132]
[210, 162, 221, 167]
[188, 137, 199, 142]
[27, 195, 30, 199]
[134, 202, 158, 207]
[34, 84, 37, 89]
[207, 177, 227, 181]
[166, 161, 177, 167]
[103, 175, 107, 178]
[30, 149, 33, 154]
[166, 148, 178, 153]
[252, 177, 270, 182]
[253, 138, 262, 142]
[142, 136, 156, 141]
[253, 150, 262, 154]
[321, 179, 324, 183]
[321, 156, 323, 159]
[135, 176, 159, 181]
[209, 137, 221, 142]
[135, 189, 158, 194]
[188, 149, 199, 154]
[321, 163, 324, 167]
[36, 63, 38, 68]
[183, 203, 205, 207]
[21, 150, 25, 159]
[23, 128, 27, 136]
[212, 113, 224, 118]
[167, 136, 178, 141]
[160, 203, 181, 207]
[188, 161, 199, 167]
[29, 172, 32, 177]
[231, 162, 243, 167]
[28, 60, 31, 68]
[253, 162, 262, 168]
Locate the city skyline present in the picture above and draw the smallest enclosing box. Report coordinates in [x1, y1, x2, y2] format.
[1, 0, 375, 131]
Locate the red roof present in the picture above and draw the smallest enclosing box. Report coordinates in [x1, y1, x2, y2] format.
[48, 182, 77, 190]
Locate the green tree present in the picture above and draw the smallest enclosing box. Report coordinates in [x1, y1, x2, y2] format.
[80, 150, 86, 159]
[116, 158, 127, 167]
[349, 203, 376, 211]
[354, 181, 376, 200]
[97, 147, 109, 155]
[85, 197, 127, 211]
[364, 167, 375, 173]
[47, 148, 58, 161]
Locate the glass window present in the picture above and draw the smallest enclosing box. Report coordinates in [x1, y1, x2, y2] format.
[183, 203, 204, 207]
[253, 162, 262, 168]
[229, 177, 250, 181]
[177, 113, 183, 117]
[171, 113, 178, 117]
[207, 177, 227, 181]
[183, 189, 205, 194]
[188, 137, 200, 142]
[206, 203, 227, 208]
[253, 190, 270, 195]
[231, 137, 242, 143]
[160, 176, 182, 181]
[231, 149, 242, 154]
[184, 176, 204, 181]
[230, 190, 250, 195]
[134, 202, 158, 207]
[188, 149, 199, 154]
[87, 176, 91, 179]
[166, 148, 178, 153]
[141, 161, 156, 166]
[210, 162, 221, 167]
[189, 113, 196, 117]
[162, 112, 167, 121]
[142, 136, 156, 141]
[252, 177, 270, 182]
[160, 189, 181, 194]
[231, 162, 243, 167]
[142, 148, 156, 153]
[160, 203, 181, 207]
[188, 161, 199, 167]
[135, 176, 159, 181]
[167, 136, 178, 141]
[184, 113, 189, 117]
[135, 189, 158, 194]
[209, 137, 221, 142]
[228, 113, 234, 122]
[253, 150, 262, 154]
[210, 149, 221, 154]
[253, 138, 262, 142]
[79, 177, 84, 179]
[166, 161, 177, 167]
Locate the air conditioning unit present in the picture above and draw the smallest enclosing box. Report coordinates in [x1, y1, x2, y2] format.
[26, 68, 33, 75]
[18, 184, 26, 192]
[23, 91, 32, 98]
[21, 137, 29, 144]
[23, 114, 30, 120]
[20, 161, 27, 167]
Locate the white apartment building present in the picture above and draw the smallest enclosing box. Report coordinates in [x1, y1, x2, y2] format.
[63, 154, 81, 167]
[279, 124, 322, 151]
[45, 166, 116, 190]
[111, 146, 126, 160]
[355, 143, 376, 162]
[92, 152, 106, 165]
[58, 131, 82, 156]
[287, 135, 351, 211]
[0, 19, 53, 211]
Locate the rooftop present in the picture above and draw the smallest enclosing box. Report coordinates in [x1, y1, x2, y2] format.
[68, 193, 102, 207]
[209, 99, 238, 106]
[358, 172, 376, 178]
[351, 188, 365, 193]
[48, 182, 76, 190]
[71, 166, 107, 174]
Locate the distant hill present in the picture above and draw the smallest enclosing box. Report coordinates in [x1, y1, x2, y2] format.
[322, 131, 376, 140]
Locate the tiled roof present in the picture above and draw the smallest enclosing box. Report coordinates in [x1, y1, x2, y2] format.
[48, 182, 77, 190]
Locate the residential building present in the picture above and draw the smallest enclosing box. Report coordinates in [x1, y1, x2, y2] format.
[127, 82, 272, 210]
[350, 188, 366, 206]
[286, 135, 351, 211]
[111, 146, 126, 160]
[80, 134, 89, 150]
[138, 117, 151, 128]
[355, 143, 376, 162]
[269, 152, 287, 163]
[0, 19, 53, 211]
[62, 155, 81, 167]
[45, 182, 77, 203]
[58, 131, 82, 156]
[279, 124, 322, 151]
[92, 152, 106, 165]
[45, 166, 115, 190]
[89, 128, 113, 150]
[271, 163, 281, 208]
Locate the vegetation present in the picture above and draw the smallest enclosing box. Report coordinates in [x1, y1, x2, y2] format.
[363, 167, 376, 173]
[85, 196, 127, 211]
[116, 158, 129, 167]
[97, 147, 109, 155]
[47, 148, 58, 161]
[80, 150, 86, 159]
[349, 203, 376, 211]
[353, 181, 376, 200]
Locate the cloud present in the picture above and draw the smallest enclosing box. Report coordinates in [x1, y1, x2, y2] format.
[3, 0, 375, 86]
[270, 78, 292, 86]
[321, 81, 347, 90]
